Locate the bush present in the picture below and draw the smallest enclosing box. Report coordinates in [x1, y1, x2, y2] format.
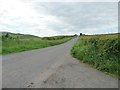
[71, 33, 119, 77]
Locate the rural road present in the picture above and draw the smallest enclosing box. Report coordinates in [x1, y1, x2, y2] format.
[2, 38, 118, 88]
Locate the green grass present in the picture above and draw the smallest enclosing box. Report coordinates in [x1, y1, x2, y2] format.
[1, 33, 73, 54]
[71, 33, 119, 78]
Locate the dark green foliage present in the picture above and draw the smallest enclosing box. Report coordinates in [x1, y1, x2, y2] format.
[80, 33, 82, 36]
[71, 33, 119, 78]
[5, 33, 9, 38]
[42, 35, 74, 40]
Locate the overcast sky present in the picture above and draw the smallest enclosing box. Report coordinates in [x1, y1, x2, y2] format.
[0, 0, 118, 37]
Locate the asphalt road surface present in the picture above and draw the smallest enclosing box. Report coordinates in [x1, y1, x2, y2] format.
[2, 38, 118, 88]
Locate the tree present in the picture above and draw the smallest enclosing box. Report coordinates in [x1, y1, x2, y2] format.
[5, 33, 9, 38]
[80, 33, 82, 36]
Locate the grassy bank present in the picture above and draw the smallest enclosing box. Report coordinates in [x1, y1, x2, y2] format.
[1, 33, 74, 54]
[71, 33, 119, 77]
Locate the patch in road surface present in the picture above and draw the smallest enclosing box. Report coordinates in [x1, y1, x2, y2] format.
[35, 59, 118, 88]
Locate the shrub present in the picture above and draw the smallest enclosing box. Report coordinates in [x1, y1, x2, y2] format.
[71, 33, 119, 77]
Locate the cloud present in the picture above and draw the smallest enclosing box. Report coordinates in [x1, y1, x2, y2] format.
[38, 2, 117, 33]
[21, 0, 119, 2]
[0, 0, 118, 37]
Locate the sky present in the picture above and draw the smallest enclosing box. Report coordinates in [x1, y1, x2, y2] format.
[0, 0, 118, 37]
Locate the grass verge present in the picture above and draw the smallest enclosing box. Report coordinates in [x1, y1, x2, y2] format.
[1, 35, 73, 54]
[71, 33, 119, 78]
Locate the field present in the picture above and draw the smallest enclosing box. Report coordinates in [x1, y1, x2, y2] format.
[71, 33, 119, 77]
[1, 32, 74, 54]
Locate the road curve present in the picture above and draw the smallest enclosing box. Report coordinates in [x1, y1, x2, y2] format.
[2, 38, 118, 88]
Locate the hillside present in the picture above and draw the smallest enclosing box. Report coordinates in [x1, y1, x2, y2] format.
[1, 32, 74, 54]
[1, 32, 40, 39]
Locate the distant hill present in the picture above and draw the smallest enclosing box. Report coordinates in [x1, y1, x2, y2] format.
[1, 31, 40, 39]
[1, 31, 14, 34]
